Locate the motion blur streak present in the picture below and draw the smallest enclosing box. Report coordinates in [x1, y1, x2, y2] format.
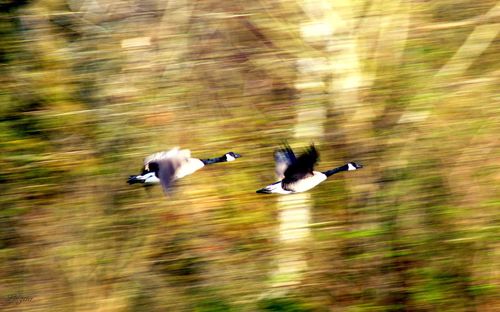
[0, 0, 498, 311]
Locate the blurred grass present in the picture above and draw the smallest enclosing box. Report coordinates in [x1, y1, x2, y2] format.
[0, 0, 499, 311]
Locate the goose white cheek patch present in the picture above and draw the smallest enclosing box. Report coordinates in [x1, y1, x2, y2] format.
[226, 154, 236, 162]
[347, 163, 357, 171]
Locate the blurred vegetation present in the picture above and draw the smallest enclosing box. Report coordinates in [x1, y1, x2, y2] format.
[0, 0, 499, 311]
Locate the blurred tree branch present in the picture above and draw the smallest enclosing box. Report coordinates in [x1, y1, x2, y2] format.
[398, 1, 500, 123]
[416, 1, 500, 30]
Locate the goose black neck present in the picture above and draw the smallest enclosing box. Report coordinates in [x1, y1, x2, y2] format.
[201, 156, 225, 165]
[322, 164, 349, 177]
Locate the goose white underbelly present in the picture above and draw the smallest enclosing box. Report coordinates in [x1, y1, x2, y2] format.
[262, 181, 294, 194]
[286, 171, 327, 193]
[174, 158, 205, 179]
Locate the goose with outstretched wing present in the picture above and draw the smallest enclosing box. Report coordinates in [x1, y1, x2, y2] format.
[256, 144, 362, 194]
[128, 147, 241, 193]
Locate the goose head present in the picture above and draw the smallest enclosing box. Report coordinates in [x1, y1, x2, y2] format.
[347, 162, 363, 170]
[224, 152, 242, 162]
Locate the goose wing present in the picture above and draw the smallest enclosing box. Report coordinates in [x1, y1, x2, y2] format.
[282, 144, 319, 186]
[274, 144, 297, 179]
[144, 147, 192, 193]
[154, 158, 184, 192]
[144, 147, 190, 169]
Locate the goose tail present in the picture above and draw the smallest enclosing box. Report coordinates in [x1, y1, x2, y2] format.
[256, 187, 272, 194]
[127, 175, 145, 185]
[256, 181, 287, 194]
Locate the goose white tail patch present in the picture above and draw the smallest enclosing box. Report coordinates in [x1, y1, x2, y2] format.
[260, 182, 293, 194]
[140, 172, 160, 184]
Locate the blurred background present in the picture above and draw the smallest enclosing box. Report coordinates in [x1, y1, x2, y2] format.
[0, 0, 499, 311]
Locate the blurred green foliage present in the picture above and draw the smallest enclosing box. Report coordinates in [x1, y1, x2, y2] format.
[0, 0, 498, 311]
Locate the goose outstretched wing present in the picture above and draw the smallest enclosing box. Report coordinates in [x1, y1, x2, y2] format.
[282, 144, 319, 185]
[144, 147, 191, 192]
[155, 159, 181, 192]
[144, 147, 190, 169]
[274, 144, 296, 179]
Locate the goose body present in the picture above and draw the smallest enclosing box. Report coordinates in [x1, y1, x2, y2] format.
[256, 144, 362, 194]
[127, 147, 241, 193]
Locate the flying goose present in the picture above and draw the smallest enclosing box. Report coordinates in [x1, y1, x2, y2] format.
[127, 147, 241, 192]
[256, 144, 362, 194]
